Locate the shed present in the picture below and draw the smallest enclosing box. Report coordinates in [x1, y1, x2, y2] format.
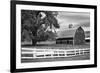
[56, 26, 85, 45]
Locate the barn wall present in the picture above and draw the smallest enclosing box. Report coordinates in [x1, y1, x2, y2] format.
[74, 27, 85, 45]
[56, 38, 73, 45]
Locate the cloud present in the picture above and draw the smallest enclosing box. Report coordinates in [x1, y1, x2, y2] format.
[57, 11, 90, 31]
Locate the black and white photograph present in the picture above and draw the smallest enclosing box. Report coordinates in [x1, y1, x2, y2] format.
[11, 1, 97, 72]
[21, 10, 90, 63]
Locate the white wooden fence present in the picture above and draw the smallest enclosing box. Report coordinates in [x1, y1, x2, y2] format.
[21, 48, 90, 59]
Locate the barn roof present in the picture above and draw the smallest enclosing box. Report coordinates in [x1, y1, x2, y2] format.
[56, 27, 82, 39]
[56, 26, 90, 39]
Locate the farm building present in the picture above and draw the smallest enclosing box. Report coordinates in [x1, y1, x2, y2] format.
[84, 30, 90, 42]
[56, 26, 85, 45]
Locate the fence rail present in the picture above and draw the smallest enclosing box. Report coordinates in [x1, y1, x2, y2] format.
[21, 48, 90, 59]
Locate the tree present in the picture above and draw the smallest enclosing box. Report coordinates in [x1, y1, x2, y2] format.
[21, 10, 60, 46]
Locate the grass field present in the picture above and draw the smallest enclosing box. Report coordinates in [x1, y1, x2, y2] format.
[22, 42, 90, 49]
[21, 53, 90, 63]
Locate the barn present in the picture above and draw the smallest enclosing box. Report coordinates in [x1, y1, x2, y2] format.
[56, 26, 85, 45]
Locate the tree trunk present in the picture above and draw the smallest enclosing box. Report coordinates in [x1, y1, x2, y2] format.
[32, 39, 37, 46]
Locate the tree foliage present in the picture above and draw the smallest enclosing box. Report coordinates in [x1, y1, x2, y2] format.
[21, 10, 60, 45]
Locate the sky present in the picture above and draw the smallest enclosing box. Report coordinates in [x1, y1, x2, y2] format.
[56, 11, 90, 31]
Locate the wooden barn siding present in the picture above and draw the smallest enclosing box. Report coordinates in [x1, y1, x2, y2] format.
[74, 27, 85, 45]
